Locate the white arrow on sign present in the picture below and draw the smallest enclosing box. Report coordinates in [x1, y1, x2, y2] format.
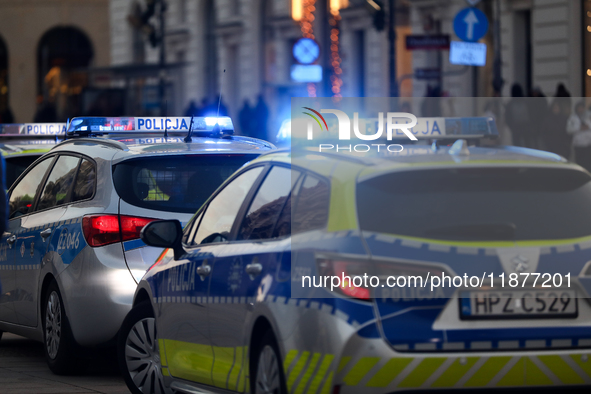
[463, 10, 479, 41]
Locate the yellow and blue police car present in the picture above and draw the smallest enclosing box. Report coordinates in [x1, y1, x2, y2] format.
[121, 117, 591, 394]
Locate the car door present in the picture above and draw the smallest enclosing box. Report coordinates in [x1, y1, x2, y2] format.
[2, 156, 55, 324]
[207, 164, 300, 391]
[158, 165, 265, 388]
[14, 155, 81, 327]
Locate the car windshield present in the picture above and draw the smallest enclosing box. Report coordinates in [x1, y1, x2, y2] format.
[113, 154, 257, 214]
[356, 167, 591, 241]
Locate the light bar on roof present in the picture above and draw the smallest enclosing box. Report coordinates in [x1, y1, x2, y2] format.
[0, 123, 66, 135]
[67, 116, 234, 135]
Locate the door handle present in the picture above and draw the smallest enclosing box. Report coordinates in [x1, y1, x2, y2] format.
[245, 263, 263, 279]
[7, 235, 16, 245]
[40, 228, 52, 241]
[196, 265, 211, 278]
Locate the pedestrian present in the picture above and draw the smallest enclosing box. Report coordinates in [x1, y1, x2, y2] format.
[544, 99, 571, 158]
[567, 101, 591, 171]
[253, 94, 269, 141]
[184, 100, 198, 117]
[527, 86, 548, 149]
[0, 105, 14, 123]
[505, 83, 530, 147]
[238, 99, 253, 136]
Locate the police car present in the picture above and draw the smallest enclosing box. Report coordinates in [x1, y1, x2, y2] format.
[0, 116, 273, 375]
[0, 123, 66, 187]
[122, 116, 591, 394]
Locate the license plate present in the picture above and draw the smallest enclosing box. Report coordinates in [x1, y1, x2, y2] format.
[459, 290, 578, 320]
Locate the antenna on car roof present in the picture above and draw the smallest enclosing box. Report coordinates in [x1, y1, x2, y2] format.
[212, 70, 226, 137]
[184, 115, 194, 143]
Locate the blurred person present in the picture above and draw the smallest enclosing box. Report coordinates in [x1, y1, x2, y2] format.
[252, 94, 269, 141]
[33, 95, 57, 122]
[196, 97, 209, 116]
[505, 83, 531, 147]
[528, 86, 548, 149]
[0, 105, 14, 123]
[238, 99, 253, 137]
[544, 98, 571, 158]
[567, 101, 591, 171]
[184, 100, 198, 117]
[420, 85, 441, 117]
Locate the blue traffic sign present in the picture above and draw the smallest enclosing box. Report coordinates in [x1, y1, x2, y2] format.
[453, 7, 488, 42]
[293, 38, 319, 65]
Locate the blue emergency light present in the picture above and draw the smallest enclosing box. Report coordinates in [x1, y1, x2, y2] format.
[66, 116, 234, 139]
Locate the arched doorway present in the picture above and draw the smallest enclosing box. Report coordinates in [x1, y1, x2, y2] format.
[37, 27, 93, 120]
[0, 35, 11, 123]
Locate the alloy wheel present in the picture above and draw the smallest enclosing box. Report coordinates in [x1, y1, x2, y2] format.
[255, 345, 281, 394]
[125, 317, 165, 394]
[45, 291, 62, 359]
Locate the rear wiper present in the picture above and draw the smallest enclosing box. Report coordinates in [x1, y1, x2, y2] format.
[424, 223, 516, 241]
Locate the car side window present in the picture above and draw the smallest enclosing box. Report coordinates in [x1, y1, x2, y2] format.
[8, 157, 54, 219]
[292, 174, 330, 234]
[238, 166, 300, 241]
[72, 159, 96, 202]
[36, 155, 80, 212]
[192, 166, 264, 245]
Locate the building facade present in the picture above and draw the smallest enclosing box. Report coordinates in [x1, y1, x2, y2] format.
[0, 0, 110, 123]
[108, 0, 589, 138]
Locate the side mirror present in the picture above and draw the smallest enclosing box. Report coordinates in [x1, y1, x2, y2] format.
[140, 220, 184, 260]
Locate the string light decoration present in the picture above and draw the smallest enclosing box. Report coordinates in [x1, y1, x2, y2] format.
[329, 9, 342, 98]
[297, 0, 317, 97]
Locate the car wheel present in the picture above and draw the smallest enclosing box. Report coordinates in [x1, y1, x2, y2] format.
[43, 281, 85, 375]
[252, 330, 287, 394]
[118, 301, 166, 394]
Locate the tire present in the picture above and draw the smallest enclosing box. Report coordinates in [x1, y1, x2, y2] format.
[43, 281, 86, 375]
[118, 301, 166, 394]
[251, 330, 288, 394]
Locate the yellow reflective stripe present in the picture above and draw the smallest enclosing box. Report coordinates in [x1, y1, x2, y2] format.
[228, 346, 244, 391]
[398, 358, 446, 388]
[212, 346, 235, 388]
[366, 358, 412, 388]
[464, 357, 511, 387]
[162, 367, 170, 377]
[287, 351, 310, 392]
[337, 356, 351, 373]
[284, 350, 299, 373]
[571, 355, 591, 377]
[295, 353, 321, 394]
[320, 371, 334, 394]
[343, 357, 380, 386]
[431, 357, 479, 388]
[158, 339, 168, 367]
[327, 165, 358, 232]
[525, 357, 553, 386]
[539, 355, 585, 385]
[240, 346, 249, 392]
[307, 355, 334, 394]
[164, 339, 214, 386]
[496, 358, 523, 387]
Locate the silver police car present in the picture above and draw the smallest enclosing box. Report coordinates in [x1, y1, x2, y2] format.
[0, 116, 273, 374]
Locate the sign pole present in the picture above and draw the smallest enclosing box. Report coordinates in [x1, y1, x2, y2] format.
[389, 0, 399, 97]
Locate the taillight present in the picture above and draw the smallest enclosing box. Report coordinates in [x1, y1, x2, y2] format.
[317, 259, 372, 300]
[82, 215, 156, 247]
[316, 257, 446, 301]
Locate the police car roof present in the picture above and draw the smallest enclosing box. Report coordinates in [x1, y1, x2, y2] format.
[258, 145, 570, 171]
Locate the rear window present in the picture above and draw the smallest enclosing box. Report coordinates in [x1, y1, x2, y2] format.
[357, 168, 591, 241]
[113, 154, 256, 214]
[5, 156, 38, 188]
